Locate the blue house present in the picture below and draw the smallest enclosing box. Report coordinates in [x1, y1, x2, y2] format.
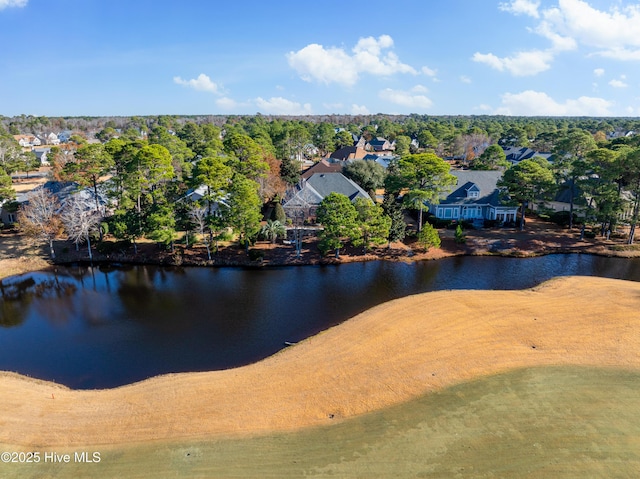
[431, 170, 518, 224]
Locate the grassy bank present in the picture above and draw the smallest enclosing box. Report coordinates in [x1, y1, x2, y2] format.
[3, 366, 639, 478]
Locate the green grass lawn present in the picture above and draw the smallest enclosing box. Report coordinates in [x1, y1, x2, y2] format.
[4, 366, 640, 478]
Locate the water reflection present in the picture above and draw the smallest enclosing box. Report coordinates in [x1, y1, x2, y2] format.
[1, 254, 639, 389]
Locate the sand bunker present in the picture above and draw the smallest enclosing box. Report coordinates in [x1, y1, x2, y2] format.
[1, 275, 640, 447]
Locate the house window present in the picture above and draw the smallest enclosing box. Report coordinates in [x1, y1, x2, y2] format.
[468, 191, 479, 198]
[444, 208, 452, 218]
[7, 213, 16, 224]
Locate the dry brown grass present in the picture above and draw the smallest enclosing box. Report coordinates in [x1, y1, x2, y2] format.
[10, 176, 48, 194]
[0, 231, 50, 280]
[1, 275, 640, 448]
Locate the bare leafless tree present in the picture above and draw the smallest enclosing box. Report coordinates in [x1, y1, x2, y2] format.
[18, 188, 62, 259]
[189, 204, 211, 260]
[60, 195, 103, 261]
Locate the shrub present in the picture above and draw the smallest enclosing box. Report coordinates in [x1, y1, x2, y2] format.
[273, 203, 287, 224]
[550, 211, 579, 226]
[584, 231, 596, 239]
[417, 224, 441, 251]
[217, 230, 234, 242]
[248, 249, 265, 262]
[96, 240, 131, 255]
[455, 224, 466, 244]
[461, 220, 475, 229]
[180, 232, 198, 245]
[427, 217, 453, 229]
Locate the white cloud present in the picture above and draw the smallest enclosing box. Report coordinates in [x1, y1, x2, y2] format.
[0, 0, 28, 10]
[421, 66, 439, 81]
[351, 104, 370, 115]
[379, 87, 433, 110]
[287, 35, 417, 86]
[255, 97, 312, 115]
[499, 0, 540, 18]
[486, 0, 640, 81]
[495, 90, 613, 116]
[593, 68, 605, 76]
[173, 73, 220, 94]
[460, 75, 472, 84]
[506, 0, 640, 61]
[472, 49, 554, 76]
[533, 20, 578, 52]
[411, 84, 429, 93]
[475, 104, 493, 112]
[609, 78, 628, 88]
[286, 44, 355, 85]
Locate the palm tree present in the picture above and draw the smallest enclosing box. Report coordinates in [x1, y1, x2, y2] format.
[260, 219, 286, 245]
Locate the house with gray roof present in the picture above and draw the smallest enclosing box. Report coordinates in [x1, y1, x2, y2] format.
[283, 172, 370, 221]
[180, 184, 229, 217]
[503, 146, 553, 165]
[33, 147, 51, 166]
[301, 158, 344, 180]
[367, 137, 394, 152]
[1, 181, 109, 226]
[431, 170, 519, 225]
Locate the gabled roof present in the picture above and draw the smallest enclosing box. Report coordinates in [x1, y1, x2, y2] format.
[361, 154, 396, 168]
[20, 181, 109, 211]
[283, 172, 370, 208]
[301, 158, 343, 180]
[306, 173, 370, 201]
[330, 146, 367, 161]
[368, 137, 394, 151]
[554, 182, 588, 205]
[503, 146, 553, 164]
[439, 170, 504, 207]
[182, 185, 230, 208]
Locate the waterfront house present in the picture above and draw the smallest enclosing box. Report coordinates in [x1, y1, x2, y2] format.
[283, 172, 370, 221]
[431, 170, 519, 225]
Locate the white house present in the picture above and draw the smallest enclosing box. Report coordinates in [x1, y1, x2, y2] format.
[13, 135, 40, 148]
[46, 132, 61, 145]
[33, 148, 51, 166]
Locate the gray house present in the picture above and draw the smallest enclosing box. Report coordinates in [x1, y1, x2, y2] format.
[503, 146, 553, 165]
[181, 184, 229, 217]
[431, 170, 518, 224]
[1, 181, 109, 226]
[283, 172, 370, 221]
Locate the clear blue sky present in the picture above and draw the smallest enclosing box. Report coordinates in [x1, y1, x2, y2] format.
[1, 0, 640, 117]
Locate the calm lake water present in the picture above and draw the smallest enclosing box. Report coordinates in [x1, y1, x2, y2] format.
[1, 254, 639, 389]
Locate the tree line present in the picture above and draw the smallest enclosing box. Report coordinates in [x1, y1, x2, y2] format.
[3, 115, 640, 261]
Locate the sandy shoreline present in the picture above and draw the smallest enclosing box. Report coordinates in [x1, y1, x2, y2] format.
[1, 275, 639, 448]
